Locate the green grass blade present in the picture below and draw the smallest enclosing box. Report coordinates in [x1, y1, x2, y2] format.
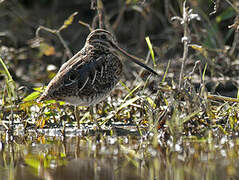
[0, 56, 16, 99]
[202, 63, 208, 82]
[145, 36, 156, 66]
[162, 60, 171, 83]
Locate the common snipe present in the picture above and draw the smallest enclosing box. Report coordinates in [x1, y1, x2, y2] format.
[38, 29, 158, 106]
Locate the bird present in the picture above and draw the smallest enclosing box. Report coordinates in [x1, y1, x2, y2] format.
[38, 29, 159, 107]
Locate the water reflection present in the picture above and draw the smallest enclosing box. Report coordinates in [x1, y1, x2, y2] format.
[1, 132, 239, 180]
[15, 158, 142, 180]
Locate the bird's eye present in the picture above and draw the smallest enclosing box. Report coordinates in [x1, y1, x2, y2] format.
[69, 73, 77, 81]
[101, 34, 106, 39]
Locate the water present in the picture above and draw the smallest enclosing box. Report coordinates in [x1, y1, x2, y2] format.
[0, 128, 239, 180]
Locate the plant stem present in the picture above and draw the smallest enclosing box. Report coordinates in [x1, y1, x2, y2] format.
[179, 1, 189, 89]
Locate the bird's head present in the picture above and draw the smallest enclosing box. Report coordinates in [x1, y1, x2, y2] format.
[86, 29, 117, 52]
[86, 29, 159, 76]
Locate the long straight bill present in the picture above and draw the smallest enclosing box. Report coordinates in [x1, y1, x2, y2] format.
[114, 44, 159, 76]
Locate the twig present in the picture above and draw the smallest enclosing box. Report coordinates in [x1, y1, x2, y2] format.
[97, 0, 104, 29]
[78, 20, 93, 32]
[56, 31, 73, 58]
[185, 60, 200, 79]
[35, 12, 79, 59]
[36, 26, 73, 58]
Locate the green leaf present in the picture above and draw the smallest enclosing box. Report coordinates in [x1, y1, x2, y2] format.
[23, 91, 41, 102]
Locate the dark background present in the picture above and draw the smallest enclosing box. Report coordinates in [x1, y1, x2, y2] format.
[0, 0, 238, 96]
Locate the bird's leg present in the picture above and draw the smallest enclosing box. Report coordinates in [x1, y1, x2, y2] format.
[74, 106, 80, 129]
[89, 105, 101, 130]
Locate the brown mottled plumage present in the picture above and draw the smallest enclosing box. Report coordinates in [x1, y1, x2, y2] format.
[38, 29, 158, 105]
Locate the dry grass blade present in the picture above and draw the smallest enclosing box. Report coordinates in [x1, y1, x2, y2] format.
[207, 94, 239, 103]
[117, 96, 140, 112]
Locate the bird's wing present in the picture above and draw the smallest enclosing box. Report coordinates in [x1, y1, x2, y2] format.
[61, 54, 106, 89]
[59, 49, 90, 72]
